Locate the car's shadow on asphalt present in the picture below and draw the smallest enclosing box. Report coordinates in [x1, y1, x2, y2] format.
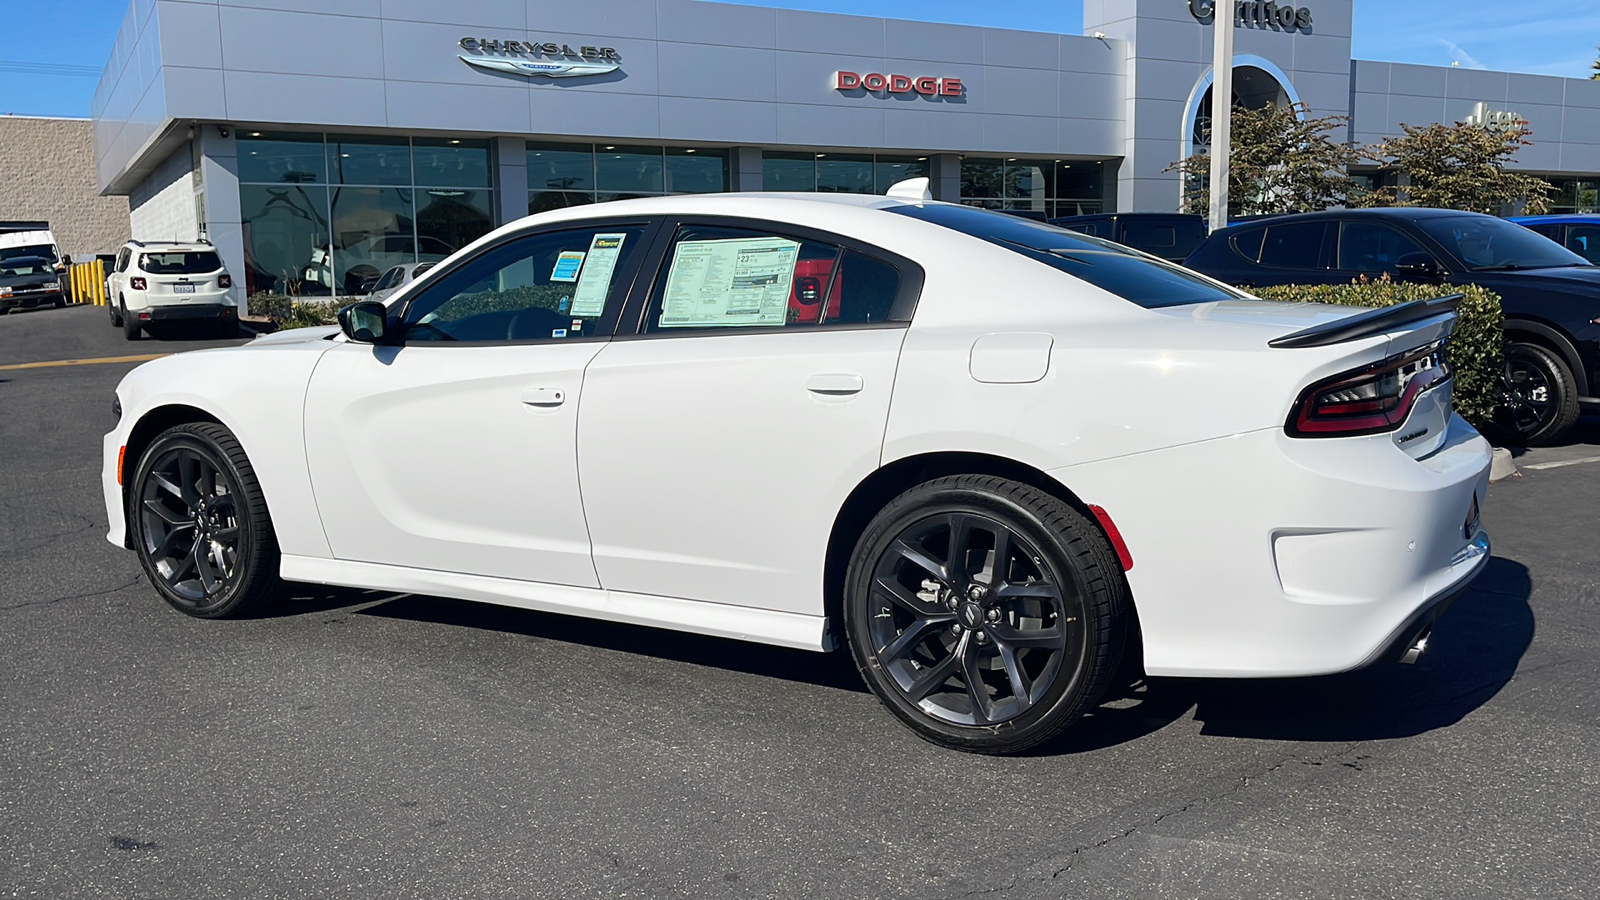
[268, 558, 1533, 754]
[354, 592, 871, 693]
[1047, 556, 1535, 754]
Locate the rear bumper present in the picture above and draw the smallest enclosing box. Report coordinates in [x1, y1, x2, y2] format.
[139, 303, 235, 321]
[1049, 413, 1493, 678]
[1356, 531, 1488, 668]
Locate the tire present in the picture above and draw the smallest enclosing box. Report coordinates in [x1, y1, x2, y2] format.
[110, 299, 123, 327]
[122, 302, 141, 341]
[54, 295, 67, 309]
[128, 422, 286, 618]
[1495, 342, 1579, 446]
[843, 475, 1128, 754]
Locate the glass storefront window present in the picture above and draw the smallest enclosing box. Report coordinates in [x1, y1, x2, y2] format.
[816, 153, 873, 193]
[763, 152, 815, 191]
[1005, 159, 1052, 210]
[417, 188, 493, 259]
[665, 147, 727, 193]
[596, 145, 664, 193]
[875, 156, 929, 193]
[240, 184, 331, 297]
[1055, 161, 1104, 201]
[330, 186, 416, 295]
[529, 191, 596, 215]
[528, 142, 594, 192]
[327, 134, 411, 186]
[961, 158, 1004, 200]
[237, 132, 326, 184]
[413, 137, 491, 188]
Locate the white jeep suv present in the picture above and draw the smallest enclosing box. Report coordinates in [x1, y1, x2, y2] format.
[108, 240, 237, 340]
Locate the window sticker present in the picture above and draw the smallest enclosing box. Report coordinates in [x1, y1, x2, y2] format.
[569, 232, 629, 316]
[551, 250, 586, 282]
[551, 328, 568, 338]
[659, 237, 801, 328]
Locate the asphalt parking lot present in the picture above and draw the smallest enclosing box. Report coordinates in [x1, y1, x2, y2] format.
[3, 303, 1598, 899]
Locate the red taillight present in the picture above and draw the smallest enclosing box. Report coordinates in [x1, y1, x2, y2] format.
[1287, 344, 1451, 437]
[130, 276, 146, 290]
[218, 273, 232, 288]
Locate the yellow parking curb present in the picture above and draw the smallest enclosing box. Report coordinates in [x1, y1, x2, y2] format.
[0, 352, 170, 372]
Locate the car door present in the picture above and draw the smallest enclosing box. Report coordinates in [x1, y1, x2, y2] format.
[576, 218, 920, 616]
[302, 218, 658, 587]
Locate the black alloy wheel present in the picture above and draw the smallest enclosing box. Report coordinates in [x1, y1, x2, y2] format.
[845, 475, 1127, 754]
[131, 423, 284, 618]
[1496, 342, 1579, 446]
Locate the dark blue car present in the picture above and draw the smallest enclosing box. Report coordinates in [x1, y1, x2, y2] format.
[1183, 208, 1600, 445]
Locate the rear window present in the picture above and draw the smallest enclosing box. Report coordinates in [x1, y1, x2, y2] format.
[889, 204, 1241, 309]
[140, 251, 222, 275]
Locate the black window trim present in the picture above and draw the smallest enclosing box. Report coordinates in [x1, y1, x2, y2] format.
[612, 214, 926, 341]
[385, 215, 666, 347]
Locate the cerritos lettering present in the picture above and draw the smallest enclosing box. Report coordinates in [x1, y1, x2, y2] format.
[1188, 0, 1314, 31]
[835, 71, 963, 97]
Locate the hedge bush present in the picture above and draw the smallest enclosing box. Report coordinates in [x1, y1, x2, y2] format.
[248, 291, 340, 330]
[1250, 276, 1504, 427]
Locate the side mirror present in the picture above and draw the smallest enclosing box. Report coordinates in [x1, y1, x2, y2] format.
[60, 255, 74, 267]
[338, 300, 390, 343]
[1395, 253, 1441, 278]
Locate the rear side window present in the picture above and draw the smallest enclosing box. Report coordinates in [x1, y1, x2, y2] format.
[1230, 228, 1266, 261]
[1567, 225, 1600, 264]
[140, 252, 221, 274]
[646, 225, 903, 331]
[1259, 222, 1328, 269]
[889, 203, 1240, 309]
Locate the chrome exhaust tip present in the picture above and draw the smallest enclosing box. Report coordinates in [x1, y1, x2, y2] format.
[1398, 628, 1431, 665]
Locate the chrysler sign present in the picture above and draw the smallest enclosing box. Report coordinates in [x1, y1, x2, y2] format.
[458, 37, 622, 79]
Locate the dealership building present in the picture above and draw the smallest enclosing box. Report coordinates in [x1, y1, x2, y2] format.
[90, 0, 1600, 301]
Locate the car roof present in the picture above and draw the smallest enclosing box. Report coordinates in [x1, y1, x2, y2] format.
[1211, 206, 1494, 234]
[1506, 214, 1600, 224]
[128, 241, 216, 252]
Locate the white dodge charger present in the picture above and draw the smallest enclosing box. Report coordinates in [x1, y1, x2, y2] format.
[102, 185, 1491, 754]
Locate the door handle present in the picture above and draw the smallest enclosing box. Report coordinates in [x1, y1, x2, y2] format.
[806, 374, 863, 396]
[521, 386, 566, 407]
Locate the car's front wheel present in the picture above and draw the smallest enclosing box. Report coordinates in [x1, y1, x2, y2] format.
[129, 422, 285, 618]
[1496, 342, 1579, 446]
[844, 475, 1128, 754]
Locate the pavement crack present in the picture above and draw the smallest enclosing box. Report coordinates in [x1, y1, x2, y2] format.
[1047, 742, 1365, 880]
[0, 575, 143, 612]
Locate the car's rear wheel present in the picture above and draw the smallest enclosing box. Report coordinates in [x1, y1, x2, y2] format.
[110, 299, 123, 327]
[129, 423, 285, 618]
[1496, 342, 1579, 446]
[121, 301, 141, 340]
[844, 475, 1127, 754]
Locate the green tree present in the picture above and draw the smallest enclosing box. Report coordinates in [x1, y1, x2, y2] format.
[1592, 44, 1599, 79]
[1360, 120, 1554, 215]
[1166, 102, 1364, 216]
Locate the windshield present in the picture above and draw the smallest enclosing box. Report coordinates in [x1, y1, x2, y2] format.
[140, 251, 222, 275]
[0, 244, 57, 265]
[887, 204, 1243, 308]
[1415, 215, 1590, 271]
[0, 257, 53, 278]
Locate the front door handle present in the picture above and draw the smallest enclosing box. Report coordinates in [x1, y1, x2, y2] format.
[806, 373, 863, 396]
[521, 386, 566, 407]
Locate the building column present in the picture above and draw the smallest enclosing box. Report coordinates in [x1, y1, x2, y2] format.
[732, 146, 763, 191]
[930, 154, 961, 202]
[495, 137, 528, 226]
[195, 126, 247, 310]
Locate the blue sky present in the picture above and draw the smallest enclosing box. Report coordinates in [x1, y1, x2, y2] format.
[1, 0, 1596, 117]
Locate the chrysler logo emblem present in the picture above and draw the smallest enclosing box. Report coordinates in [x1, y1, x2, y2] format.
[460, 55, 621, 78]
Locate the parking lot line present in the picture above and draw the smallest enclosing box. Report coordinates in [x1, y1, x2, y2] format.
[1520, 455, 1600, 471]
[0, 353, 169, 372]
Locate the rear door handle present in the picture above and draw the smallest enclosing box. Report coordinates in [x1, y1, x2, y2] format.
[521, 386, 566, 407]
[806, 374, 863, 396]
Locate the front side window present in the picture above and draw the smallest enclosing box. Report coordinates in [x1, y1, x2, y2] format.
[402, 224, 648, 343]
[139, 252, 221, 274]
[1565, 225, 1600, 264]
[646, 225, 902, 331]
[1337, 221, 1427, 273]
[887, 204, 1241, 309]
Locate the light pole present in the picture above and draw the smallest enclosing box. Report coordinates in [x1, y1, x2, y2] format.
[1207, 1, 1235, 233]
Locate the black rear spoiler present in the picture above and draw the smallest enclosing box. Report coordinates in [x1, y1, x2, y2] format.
[1267, 293, 1462, 349]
